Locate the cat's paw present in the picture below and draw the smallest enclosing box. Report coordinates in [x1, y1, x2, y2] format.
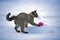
[16, 31, 20, 33]
[22, 31, 28, 33]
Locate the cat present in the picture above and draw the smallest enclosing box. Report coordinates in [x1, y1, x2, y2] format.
[6, 10, 39, 33]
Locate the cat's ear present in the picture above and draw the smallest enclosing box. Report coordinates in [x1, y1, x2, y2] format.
[34, 10, 37, 12]
[32, 10, 37, 13]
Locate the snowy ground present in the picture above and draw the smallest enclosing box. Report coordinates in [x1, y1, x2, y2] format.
[0, 0, 60, 40]
[0, 25, 60, 40]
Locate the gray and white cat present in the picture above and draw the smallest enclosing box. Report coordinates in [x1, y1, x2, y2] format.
[6, 10, 39, 33]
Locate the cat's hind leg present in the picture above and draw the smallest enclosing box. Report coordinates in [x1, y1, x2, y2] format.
[25, 22, 28, 28]
[21, 26, 28, 33]
[14, 22, 20, 32]
[14, 25, 20, 32]
[20, 23, 28, 33]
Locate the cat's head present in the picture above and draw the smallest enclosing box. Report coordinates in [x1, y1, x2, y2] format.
[32, 10, 38, 17]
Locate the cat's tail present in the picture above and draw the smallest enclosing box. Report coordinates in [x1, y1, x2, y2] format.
[6, 13, 16, 21]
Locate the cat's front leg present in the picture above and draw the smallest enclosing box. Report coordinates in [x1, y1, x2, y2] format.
[30, 21, 39, 26]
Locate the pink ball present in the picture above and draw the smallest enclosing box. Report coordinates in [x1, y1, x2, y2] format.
[38, 22, 44, 26]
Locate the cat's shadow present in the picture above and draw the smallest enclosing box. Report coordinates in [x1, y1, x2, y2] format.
[26, 27, 44, 34]
[26, 27, 54, 34]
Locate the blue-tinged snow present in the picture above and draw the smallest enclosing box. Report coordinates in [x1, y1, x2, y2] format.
[0, 26, 60, 40]
[0, 0, 60, 40]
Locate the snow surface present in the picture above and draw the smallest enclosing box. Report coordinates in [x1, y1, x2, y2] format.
[0, 0, 60, 40]
[0, 25, 60, 40]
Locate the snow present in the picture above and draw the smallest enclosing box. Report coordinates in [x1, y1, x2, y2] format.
[0, 25, 60, 40]
[0, 0, 60, 40]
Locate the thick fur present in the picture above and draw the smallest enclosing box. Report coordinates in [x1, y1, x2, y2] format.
[6, 10, 39, 33]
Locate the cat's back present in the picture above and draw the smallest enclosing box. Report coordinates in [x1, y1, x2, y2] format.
[16, 12, 27, 17]
[16, 12, 29, 20]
